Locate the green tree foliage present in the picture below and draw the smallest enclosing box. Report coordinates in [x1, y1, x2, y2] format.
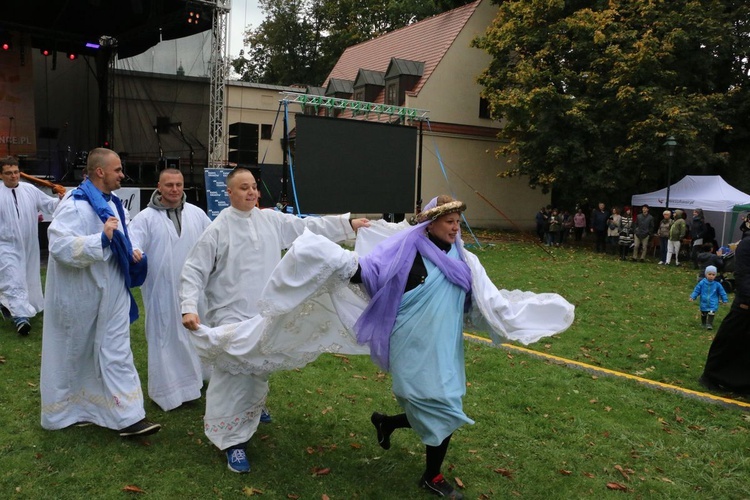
[473, 0, 750, 206]
[231, 0, 473, 86]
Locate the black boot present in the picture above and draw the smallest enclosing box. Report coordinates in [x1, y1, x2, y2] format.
[706, 313, 715, 330]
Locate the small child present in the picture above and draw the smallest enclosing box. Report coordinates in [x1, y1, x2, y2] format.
[689, 265, 728, 330]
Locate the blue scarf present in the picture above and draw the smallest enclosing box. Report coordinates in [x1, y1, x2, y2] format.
[72, 179, 147, 323]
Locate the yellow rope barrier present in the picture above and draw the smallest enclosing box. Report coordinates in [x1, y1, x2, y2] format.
[463, 332, 750, 411]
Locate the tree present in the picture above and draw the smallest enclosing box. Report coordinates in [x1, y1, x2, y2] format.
[473, 0, 750, 207]
[231, 0, 473, 86]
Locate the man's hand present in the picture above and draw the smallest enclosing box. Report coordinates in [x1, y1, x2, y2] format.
[350, 218, 371, 232]
[182, 313, 201, 331]
[103, 217, 118, 241]
[132, 249, 143, 263]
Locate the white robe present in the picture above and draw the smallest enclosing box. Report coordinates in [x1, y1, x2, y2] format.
[179, 206, 355, 449]
[187, 227, 575, 377]
[40, 195, 145, 430]
[0, 182, 58, 317]
[128, 204, 211, 411]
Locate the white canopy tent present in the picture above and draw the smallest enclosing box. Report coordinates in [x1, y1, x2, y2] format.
[631, 175, 750, 246]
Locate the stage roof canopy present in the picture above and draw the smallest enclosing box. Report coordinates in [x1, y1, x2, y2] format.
[3, 1, 213, 59]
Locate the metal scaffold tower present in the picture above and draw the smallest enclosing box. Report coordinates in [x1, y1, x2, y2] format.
[208, 0, 230, 166]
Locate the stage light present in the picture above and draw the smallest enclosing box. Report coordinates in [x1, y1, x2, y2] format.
[187, 11, 202, 24]
[85, 42, 100, 49]
[0, 31, 11, 50]
[67, 52, 77, 61]
[41, 48, 52, 56]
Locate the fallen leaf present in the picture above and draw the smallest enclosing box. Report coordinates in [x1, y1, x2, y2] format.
[583, 472, 595, 478]
[122, 485, 146, 494]
[286, 495, 300, 499]
[614, 464, 630, 481]
[321, 406, 333, 415]
[661, 477, 674, 483]
[606, 482, 628, 491]
[306, 447, 315, 454]
[242, 486, 263, 496]
[494, 468, 514, 479]
[559, 469, 572, 475]
[455, 477, 464, 489]
[311, 467, 331, 476]
[27, 381, 37, 388]
[322, 495, 330, 500]
[350, 443, 362, 449]
[589, 399, 598, 404]
[352, 375, 368, 380]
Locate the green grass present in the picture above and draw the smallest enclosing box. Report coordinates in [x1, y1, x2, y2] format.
[2, 238, 749, 499]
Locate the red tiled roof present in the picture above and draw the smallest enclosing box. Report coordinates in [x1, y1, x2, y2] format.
[323, 1, 481, 97]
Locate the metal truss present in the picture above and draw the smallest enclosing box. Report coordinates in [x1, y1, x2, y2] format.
[280, 92, 430, 122]
[207, 0, 230, 167]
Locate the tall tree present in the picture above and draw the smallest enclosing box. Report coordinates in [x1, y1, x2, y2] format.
[232, 0, 473, 86]
[473, 0, 750, 206]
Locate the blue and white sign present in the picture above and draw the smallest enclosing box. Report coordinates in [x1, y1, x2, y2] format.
[204, 168, 231, 220]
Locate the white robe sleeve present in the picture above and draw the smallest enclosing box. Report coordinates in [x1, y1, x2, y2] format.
[47, 199, 109, 269]
[180, 227, 218, 315]
[463, 249, 575, 344]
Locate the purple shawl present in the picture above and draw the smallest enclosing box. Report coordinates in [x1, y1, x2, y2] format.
[354, 216, 472, 371]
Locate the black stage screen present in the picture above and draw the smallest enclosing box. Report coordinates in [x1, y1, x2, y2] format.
[293, 114, 417, 214]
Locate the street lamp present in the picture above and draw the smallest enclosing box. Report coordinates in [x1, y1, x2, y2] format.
[662, 136, 678, 209]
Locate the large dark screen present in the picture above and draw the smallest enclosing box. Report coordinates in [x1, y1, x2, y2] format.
[293, 114, 417, 214]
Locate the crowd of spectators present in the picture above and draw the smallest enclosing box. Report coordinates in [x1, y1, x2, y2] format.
[533, 203, 736, 269]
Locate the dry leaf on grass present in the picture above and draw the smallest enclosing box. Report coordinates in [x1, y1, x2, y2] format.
[606, 482, 628, 491]
[286, 495, 300, 499]
[122, 484, 146, 494]
[242, 486, 263, 496]
[311, 467, 331, 476]
[494, 468, 513, 479]
[559, 469, 572, 475]
[614, 464, 630, 481]
[455, 477, 464, 489]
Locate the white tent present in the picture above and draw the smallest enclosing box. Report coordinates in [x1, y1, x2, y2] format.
[631, 175, 750, 246]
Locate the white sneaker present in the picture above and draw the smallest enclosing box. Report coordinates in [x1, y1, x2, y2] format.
[658, 261, 664, 265]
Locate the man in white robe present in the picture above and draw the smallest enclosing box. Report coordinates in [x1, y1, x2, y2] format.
[180, 167, 369, 473]
[0, 157, 61, 335]
[40, 148, 160, 437]
[129, 168, 211, 411]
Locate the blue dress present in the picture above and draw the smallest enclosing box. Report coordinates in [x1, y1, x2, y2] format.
[389, 246, 474, 446]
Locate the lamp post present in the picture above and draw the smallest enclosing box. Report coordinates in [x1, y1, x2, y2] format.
[662, 136, 678, 209]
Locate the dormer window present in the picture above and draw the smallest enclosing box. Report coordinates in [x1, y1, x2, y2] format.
[386, 83, 398, 105]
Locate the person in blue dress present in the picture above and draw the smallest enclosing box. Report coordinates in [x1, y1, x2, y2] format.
[352, 195, 472, 499]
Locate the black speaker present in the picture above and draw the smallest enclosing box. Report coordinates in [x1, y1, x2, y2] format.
[228, 122, 259, 165]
